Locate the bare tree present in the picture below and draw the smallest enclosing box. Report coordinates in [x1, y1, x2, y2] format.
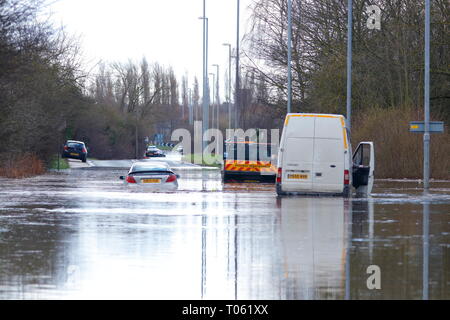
[244, 0, 449, 116]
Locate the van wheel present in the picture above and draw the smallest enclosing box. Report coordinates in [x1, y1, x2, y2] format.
[82, 157, 87, 163]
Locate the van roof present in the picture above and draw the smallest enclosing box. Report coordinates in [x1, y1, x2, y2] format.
[286, 113, 345, 118]
[283, 113, 348, 149]
[284, 113, 347, 127]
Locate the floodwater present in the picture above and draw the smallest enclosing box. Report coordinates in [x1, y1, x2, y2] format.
[0, 167, 449, 299]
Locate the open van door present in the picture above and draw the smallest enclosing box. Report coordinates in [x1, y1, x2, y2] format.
[352, 142, 375, 196]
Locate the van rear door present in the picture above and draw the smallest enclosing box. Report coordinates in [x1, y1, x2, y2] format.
[283, 137, 314, 191]
[282, 116, 315, 192]
[312, 138, 345, 193]
[352, 142, 375, 196]
[312, 117, 345, 193]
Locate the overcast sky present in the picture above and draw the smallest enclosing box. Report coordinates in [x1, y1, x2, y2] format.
[46, 0, 254, 100]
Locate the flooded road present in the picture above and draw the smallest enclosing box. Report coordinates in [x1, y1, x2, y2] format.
[0, 166, 449, 299]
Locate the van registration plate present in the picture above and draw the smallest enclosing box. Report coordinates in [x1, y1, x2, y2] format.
[142, 178, 161, 183]
[288, 174, 308, 180]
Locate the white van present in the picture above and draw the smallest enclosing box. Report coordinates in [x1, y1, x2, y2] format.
[276, 113, 374, 197]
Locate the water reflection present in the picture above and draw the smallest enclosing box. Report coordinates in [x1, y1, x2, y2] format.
[277, 197, 347, 299]
[422, 200, 429, 300]
[345, 196, 448, 300]
[0, 172, 448, 299]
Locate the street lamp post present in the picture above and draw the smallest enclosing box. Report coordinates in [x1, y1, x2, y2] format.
[199, 11, 209, 151]
[188, 88, 193, 125]
[423, 0, 431, 193]
[222, 43, 232, 130]
[212, 64, 220, 131]
[209, 72, 215, 126]
[346, 0, 353, 133]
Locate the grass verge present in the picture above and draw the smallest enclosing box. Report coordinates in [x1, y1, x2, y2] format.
[352, 105, 449, 179]
[49, 156, 70, 170]
[156, 145, 173, 151]
[182, 153, 222, 167]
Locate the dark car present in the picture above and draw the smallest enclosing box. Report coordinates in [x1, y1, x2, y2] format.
[144, 146, 166, 158]
[62, 140, 88, 162]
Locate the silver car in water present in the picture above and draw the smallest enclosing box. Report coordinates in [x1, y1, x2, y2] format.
[120, 161, 179, 190]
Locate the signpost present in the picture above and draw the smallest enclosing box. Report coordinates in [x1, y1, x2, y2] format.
[421, 0, 431, 193]
[409, 121, 444, 133]
[410, 120, 445, 193]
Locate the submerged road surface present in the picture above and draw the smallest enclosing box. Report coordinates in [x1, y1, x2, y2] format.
[0, 159, 449, 299]
[67, 151, 208, 170]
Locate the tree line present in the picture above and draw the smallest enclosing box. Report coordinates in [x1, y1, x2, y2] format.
[243, 0, 449, 117]
[0, 0, 448, 178]
[241, 0, 449, 178]
[0, 0, 204, 169]
[0, 0, 276, 168]
[77, 60, 200, 159]
[0, 0, 85, 168]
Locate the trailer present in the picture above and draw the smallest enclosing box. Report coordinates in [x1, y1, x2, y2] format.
[222, 140, 277, 182]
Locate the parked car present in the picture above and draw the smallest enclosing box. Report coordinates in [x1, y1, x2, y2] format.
[144, 145, 166, 158]
[62, 140, 88, 162]
[119, 161, 179, 189]
[276, 113, 374, 197]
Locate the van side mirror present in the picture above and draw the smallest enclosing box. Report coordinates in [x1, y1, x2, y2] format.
[176, 174, 180, 179]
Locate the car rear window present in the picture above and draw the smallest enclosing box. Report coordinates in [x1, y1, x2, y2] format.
[130, 171, 171, 176]
[131, 165, 169, 172]
[67, 142, 83, 148]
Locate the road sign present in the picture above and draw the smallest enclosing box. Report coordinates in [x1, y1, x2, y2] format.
[409, 121, 444, 133]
